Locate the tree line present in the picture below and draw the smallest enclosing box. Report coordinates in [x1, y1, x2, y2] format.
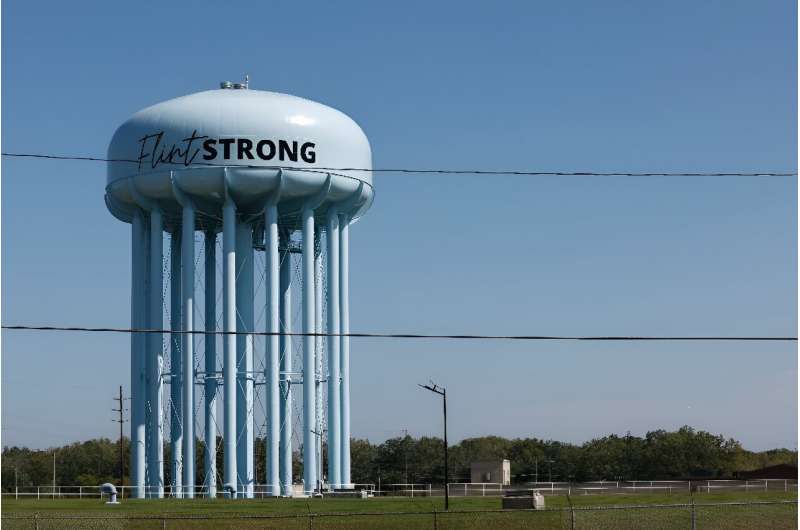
[2, 426, 795, 489]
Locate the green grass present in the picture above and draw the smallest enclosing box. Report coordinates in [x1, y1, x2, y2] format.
[2, 490, 797, 529]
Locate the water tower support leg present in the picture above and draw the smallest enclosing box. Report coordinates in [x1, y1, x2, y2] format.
[131, 211, 147, 499]
[279, 238, 293, 496]
[170, 231, 183, 498]
[326, 211, 341, 489]
[339, 215, 351, 488]
[149, 209, 165, 498]
[181, 204, 196, 498]
[222, 196, 238, 497]
[314, 238, 323, 491]
[236, 220, 255, 498]
[142, 218, 152, 497]
[265, 205, 280, 497]
[302, 208, 318, 494]
[244, 226, 255, 499]
[204, 231, 218, 499]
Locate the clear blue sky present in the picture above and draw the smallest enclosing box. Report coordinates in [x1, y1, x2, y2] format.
[2, 1, 797, 452]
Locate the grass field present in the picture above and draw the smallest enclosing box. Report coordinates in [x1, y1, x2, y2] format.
[2, 490, 797, 529]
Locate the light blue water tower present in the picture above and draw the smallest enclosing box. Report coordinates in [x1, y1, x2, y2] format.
[105, 80, 373, 498]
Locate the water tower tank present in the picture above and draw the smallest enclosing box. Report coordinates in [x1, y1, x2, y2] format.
[105, 83, 373, 499]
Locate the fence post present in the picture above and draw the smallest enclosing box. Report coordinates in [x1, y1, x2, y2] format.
[785, 480, 788, 492]
[34, 513, 39, 530]
[433, 509, 438, 530]
[162, 518, 166, 529]
[691, 496, 696, 530]
[37, 487, 40, 500]
[15, 487, 18, 500]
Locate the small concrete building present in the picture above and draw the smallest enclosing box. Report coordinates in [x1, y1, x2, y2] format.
[471, 460, 511, 485]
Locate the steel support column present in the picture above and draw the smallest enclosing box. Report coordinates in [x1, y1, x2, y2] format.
[204, 231, 218, 499]
[170, 231, 183, 497]
[181, 203, 196, 498]
[130, 210, 147, 499]
[148, 209, 165, 498]
[142, 217, 152, 496]
[339, 214, 351, 488]
[314, 236, 324, 491]
[265, 204, 280, 496]
[222, 196, 237, 497]
[236, 220, 255, 498]
[279, 235, 293, 496]
[302, 207, 317, 494]
[326, 211, 341, 489]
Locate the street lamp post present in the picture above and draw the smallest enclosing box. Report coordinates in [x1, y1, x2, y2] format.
[418, 381, 448, 511]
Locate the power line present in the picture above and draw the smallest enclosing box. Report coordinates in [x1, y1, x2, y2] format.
[1, 152, 795, 177]
[1, 152, 795, 344]
[1, 324, 795, 342]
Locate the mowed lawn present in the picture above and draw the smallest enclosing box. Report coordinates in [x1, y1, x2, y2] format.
[2, 491, 797, 529]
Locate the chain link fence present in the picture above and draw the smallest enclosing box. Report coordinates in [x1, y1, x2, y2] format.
[2, 500, 796, 529]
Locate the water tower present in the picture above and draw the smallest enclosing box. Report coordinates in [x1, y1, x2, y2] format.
[105, 81, 373, 498]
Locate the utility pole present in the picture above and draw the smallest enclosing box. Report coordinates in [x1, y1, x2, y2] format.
[112, 385, 128, 486]
[418, 381, 448, 511]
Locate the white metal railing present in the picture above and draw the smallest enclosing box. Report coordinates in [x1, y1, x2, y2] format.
[4, 484, 259, 499]
[381, 483, 433, 497]
[450, 482, 573, 495]
[447, 482, 505, 497]
[4, 479, 796, 499]
[700, 479, 796, 493]
[522, 481, 572, 494]
[4, 483, 376, 499]
[447, 483, 506, 497]
[4, 486, 108, 499]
